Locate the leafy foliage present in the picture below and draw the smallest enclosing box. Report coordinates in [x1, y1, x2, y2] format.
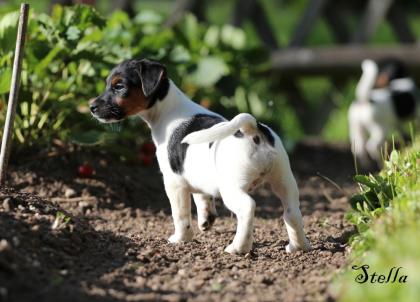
[0, 5, 279, 158]
[334, 141, 420, 302]
[0, 5, 114, 150]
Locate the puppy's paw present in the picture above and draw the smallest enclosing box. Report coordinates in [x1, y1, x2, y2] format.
[285, 238, 311, 253]
[198, 212, 216, 232]
[168, 230, 194, 243]
[224, 241, 253, 255]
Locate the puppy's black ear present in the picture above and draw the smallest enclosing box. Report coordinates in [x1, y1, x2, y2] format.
[137, 59, 167, 99]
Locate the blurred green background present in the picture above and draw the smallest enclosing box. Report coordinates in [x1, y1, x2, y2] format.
[0, 0, 419, 160]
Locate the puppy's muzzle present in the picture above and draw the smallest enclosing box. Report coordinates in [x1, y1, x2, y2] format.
[90, 104, 99, 114]
[89, 98, 99, 114]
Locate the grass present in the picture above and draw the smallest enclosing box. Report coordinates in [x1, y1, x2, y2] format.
[333, 138, 420, 302]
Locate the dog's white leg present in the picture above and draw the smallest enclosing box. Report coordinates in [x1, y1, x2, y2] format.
[348, 102, 370, 167]
[165, 184, 194, 243]
[270, 163, 311, 253]
[193, 193, 217, 232]
[366, 123, 387, 164]
[219, 188, 255, 254]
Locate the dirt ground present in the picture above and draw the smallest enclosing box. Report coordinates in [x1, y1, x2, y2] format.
[0, 140, 358, 302]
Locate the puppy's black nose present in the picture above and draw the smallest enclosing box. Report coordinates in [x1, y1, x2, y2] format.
[90, 104, 98, 114]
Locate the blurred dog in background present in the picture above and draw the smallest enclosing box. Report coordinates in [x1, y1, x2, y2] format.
[348, 58, 419, 169]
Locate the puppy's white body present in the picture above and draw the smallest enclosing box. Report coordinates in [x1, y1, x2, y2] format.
[139, 81, 310, 254]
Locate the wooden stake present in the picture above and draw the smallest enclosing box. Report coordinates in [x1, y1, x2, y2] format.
[0, 3, 30, 185]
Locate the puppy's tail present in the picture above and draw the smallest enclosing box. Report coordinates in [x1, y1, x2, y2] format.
[355, 59, 378, 103]
[181, 113, 257, 144]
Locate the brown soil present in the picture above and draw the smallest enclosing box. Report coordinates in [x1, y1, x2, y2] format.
[0, 140, 358, 302]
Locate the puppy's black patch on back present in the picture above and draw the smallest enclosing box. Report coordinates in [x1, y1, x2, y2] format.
[257, 123, 275, 147]
[391, 91, 417, 119]
[168, 114, 224, 174]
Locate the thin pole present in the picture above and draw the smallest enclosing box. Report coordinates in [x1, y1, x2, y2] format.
[0, 3, 30, 185]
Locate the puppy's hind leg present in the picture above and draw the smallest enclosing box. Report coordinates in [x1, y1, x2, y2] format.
[219, 187, 256, 254]
[164, 183, 194, 243]
[366, 123, 387, 166]
[193, 193, 217, 232]
[269, 160, 311, 253]
[348, 102, 370, 168]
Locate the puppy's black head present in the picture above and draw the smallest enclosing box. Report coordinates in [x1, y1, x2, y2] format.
[375, 58, 408, 88]
[90, 59, 169, 122]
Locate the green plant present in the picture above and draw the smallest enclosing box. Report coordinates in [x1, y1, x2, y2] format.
[335, 140, 420, 302]
[0, 5, 280, 158]
[51, 211, 71, 230]
[0, 5, 115, 150]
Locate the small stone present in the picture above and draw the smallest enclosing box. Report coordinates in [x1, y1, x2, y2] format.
[17, 205, 25, 211]
[2, 198, 10, 211]
[12, 236, 20, 247]
[0, 239, 11, 253]
[0, 287, 7, 299]
[32, 260, 40, 267]
[135, 276, 146, 286]
[60, 269, 68, 276]
[31, 225, 40, 231]
[178, 269, 187, 276]
[64, 188, 76, 198]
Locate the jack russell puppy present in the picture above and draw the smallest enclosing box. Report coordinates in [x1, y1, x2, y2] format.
[89, 58, 311, 254]
[349, 58, 419, 169]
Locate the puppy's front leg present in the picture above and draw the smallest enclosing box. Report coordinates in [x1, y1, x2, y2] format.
[193, 193, 217, 232]
[165, 184, 194, 243]
[220, 188, 256, 254]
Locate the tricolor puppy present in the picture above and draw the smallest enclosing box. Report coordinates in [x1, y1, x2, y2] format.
[349, 58, 419, 168]
[90, 58, 311, 254]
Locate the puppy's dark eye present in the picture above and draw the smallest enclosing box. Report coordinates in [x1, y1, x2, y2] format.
[114, 83, 125, 91]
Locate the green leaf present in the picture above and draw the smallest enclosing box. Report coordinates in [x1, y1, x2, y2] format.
[181, 14, 200, 48]
[34, 45, 63, 74]
[364, 190, 380, 210]
[389, 149, 399, 165]
[0, 68, 12, 94]
[354, 175, 377, 189]
[37, 112, 49, 129]
[66, 25, 81, 41]
[204, 26, 219, 48]
[0, 11, 19, 37]
[134, 10, 163, 25]
[20, 101, 29, 117]
[189, 56, 229, 87]
[221, 24, 246, 49]
[0, 11, 19, 52]
[248, 92, 265, 117]
[170, 45, 191, 62]
[234, 87, 249, 112]
[349, 194, 367, 210]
